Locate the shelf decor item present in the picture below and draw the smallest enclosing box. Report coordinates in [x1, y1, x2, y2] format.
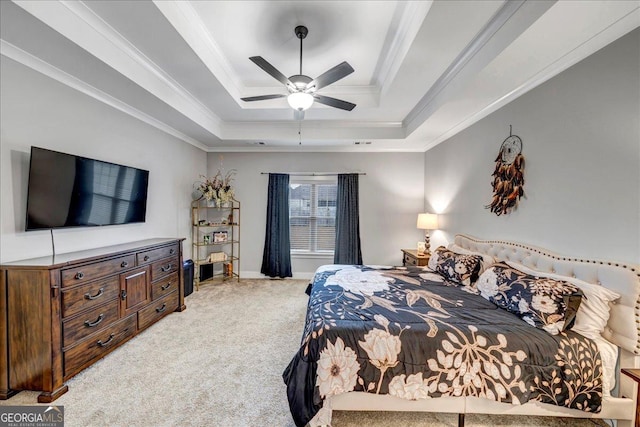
[196, 157, 236, 207]
[213, 231, 228, 243]
[208, 252, 227, 263]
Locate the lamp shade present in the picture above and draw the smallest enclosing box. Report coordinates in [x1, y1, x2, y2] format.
[287, 92, 314, 111]
[417, 213, 438, 230]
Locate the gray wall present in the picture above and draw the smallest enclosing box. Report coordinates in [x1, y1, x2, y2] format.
[424, 29, 640, 265]
[205, 152, 425, 277]
[0, 57, 206, 263]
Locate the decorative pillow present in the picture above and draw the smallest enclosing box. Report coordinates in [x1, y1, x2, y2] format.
[476, 262, 583, 335]
[447, 244, 496, 276]
[428, 246, 483, 286]
[505, 261, 620, 339]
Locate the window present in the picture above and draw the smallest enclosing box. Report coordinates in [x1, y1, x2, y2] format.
[289, 179, 337, 255]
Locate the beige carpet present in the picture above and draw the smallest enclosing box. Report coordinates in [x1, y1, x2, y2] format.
[1, 279, 607, 427]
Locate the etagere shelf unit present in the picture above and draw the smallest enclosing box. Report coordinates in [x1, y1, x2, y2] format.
[191, 198, 240, 290]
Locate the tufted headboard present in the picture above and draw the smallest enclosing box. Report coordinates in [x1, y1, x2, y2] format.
[452, 234, 640, 355]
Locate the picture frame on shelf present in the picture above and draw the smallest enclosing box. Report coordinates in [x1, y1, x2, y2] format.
[213, 231, 228, 243]
[203, 234, 211, 244]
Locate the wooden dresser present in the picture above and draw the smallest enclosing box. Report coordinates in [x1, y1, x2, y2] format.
[0, 238, 185, 402]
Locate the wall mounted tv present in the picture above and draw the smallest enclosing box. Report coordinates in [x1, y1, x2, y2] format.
[25, 146, 149, 231]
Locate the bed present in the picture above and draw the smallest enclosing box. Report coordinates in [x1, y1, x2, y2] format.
[283, 234, 639, 427]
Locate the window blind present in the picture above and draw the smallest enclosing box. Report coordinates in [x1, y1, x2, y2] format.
[289, 181, 337, 253]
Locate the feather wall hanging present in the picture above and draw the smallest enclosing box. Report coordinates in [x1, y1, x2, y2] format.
[486, 126, 525, 216]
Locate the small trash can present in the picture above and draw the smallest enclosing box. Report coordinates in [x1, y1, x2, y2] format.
[183, 259, 194, 297]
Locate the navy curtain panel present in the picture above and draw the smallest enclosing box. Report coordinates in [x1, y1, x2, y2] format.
[334, 173, 363, 264]
[261, 173, 292, 278]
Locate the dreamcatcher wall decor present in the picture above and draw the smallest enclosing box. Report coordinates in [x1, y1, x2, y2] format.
[486, 126, 525, 216]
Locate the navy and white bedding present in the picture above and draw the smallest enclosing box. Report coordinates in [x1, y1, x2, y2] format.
[283, 264, 603, 427]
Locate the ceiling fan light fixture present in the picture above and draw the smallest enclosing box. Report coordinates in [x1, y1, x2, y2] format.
[244, 25, 356, 116]
[287, 92, 314, 111]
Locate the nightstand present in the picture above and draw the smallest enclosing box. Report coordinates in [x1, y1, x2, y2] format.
[621, 368, 640, 427]
[401, 249, 430, 267]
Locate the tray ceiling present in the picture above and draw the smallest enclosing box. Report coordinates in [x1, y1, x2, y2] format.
[1, 0, 638, 152]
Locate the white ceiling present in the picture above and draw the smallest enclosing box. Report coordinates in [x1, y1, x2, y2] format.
[1, 0, 638, 152]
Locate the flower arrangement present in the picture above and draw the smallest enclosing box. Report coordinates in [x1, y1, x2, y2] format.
[197, 168, 236, 206]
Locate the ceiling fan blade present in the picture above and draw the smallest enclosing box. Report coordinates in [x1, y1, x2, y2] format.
[293, 110, 305, 121]
[241, 94, 286, 102]
[307, 61, 354, 91]
[313, 94, 356, 111]
[249, 56, 292, 86]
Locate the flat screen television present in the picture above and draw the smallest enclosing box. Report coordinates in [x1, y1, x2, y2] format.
[25, 146, 149, 231]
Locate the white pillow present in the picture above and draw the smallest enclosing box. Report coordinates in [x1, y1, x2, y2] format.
[505, 261, 620, 339]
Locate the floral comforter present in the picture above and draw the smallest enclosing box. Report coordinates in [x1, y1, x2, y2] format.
[283, 265, 603, 427]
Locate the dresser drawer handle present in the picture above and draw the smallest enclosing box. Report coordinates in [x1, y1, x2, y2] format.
[161, 283, 172, 291]
[121, 261, 129, 268]
[84, 314, 104, 328]
[155, 303, 167, 313]
[161, 264, 173, 272]
[143, 255, 150, 262]
[97, 333, 115, 347]
[169, 248, 175, 255]
[84, 287, 104, 300]
[120, 290, 127, 300]
[75, 272, 85, 280]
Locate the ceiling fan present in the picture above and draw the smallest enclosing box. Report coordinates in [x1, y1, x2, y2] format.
[241, 25, 356, 120]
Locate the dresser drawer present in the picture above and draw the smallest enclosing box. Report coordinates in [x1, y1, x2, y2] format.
[404, 253, 417, 266]
[151, 272, 179, 301]
[63, 314, 137, 379]
[61, 276, 120, 317]
[138, 290, 178, 330]
[61, 254, 136, 287]
[402, 250, 429, 267]
[150, 257, 179, 281]
[62, 299, 120, 348]
[137, 244, 179, 265]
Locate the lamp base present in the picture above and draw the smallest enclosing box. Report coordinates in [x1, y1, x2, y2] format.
[424, 232, 431, 255]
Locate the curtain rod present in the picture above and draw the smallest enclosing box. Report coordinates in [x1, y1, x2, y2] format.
[260, 172, 366, 176]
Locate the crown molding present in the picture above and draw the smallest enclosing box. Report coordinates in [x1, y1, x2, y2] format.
[1, 40, 209, 151]
[13, 0, 223, 137]
[155, 0, 386, 109]
[404, 0, 535, 135]
[153, 0, 245, 105]
[220, 120, 404, 141]
[373, 1, 433, 98]
[420, 5, 640, 153]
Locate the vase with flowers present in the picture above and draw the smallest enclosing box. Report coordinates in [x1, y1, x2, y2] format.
[195, 167, 236, 207]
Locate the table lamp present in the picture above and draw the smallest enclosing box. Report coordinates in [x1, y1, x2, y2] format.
[417, 213, 438, 255]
